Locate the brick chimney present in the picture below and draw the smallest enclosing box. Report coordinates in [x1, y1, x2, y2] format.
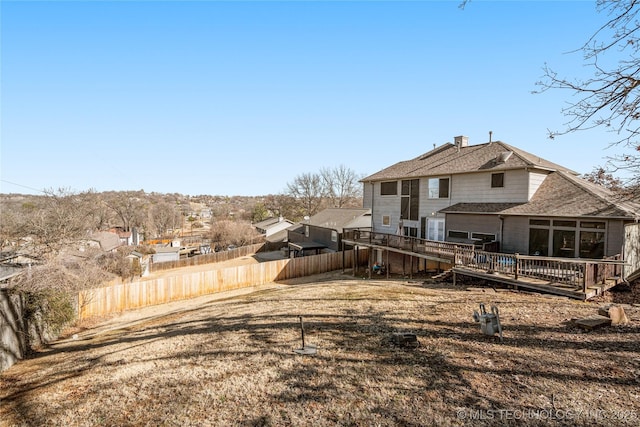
[454, 135, 469, 151]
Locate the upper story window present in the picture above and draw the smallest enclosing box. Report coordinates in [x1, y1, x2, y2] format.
[380, 181, 397, 195]
[491, 172, 504, 188]
[401, 179, 419, 221]
[428, 177, 449, 199]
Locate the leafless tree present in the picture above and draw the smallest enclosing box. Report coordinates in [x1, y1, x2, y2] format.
[12, 253, 114, 294]
[83, 190, 114, 230]
[286, 172, 327, 218]
[261, 194, 299, 220]
[320, 165, 363, 208]
[207, 219, 261, 250]
[583, 166, 625, 191]
[147, 200, 182, 238]
[103, 190, 147, 232]
[536, 0, 640, 193]
[13, 188, 97, 256]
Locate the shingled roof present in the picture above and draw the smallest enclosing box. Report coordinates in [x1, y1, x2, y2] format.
[440, 171, 640, 219]
[362, 140, 576, 182]
[307, 208, 371, 232]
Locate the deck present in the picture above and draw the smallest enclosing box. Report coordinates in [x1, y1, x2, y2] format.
[342, 229, 627, 300]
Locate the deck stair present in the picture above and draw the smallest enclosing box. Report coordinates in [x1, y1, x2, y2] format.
[432, 269, 452, 281]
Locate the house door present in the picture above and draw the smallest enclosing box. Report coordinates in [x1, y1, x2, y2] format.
[426, 218, 445, 241]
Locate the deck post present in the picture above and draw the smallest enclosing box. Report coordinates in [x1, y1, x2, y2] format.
[514, 253, 519, 280]
[410, 256, 413, 280]
[353, 247, 357, 277]
[368, 249, 372, 279]
[583, 262, 590, 293]
[386, 250, 389, 279]
[402, 255, 406, 276]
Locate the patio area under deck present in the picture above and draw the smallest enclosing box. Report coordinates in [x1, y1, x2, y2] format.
[342, 229, 627, 300]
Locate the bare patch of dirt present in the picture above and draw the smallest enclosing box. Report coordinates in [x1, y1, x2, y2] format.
[2, 272, 640, 426]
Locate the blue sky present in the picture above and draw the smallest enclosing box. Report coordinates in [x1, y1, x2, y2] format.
[0, 0, 630, 196]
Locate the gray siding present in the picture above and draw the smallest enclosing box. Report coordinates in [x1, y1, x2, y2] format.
[444, 214, 502, 244]
[369, 181, 402, 233]
[363, 182, 373, 210]
[289, 225, 340, 252]
[606, 220, 625, 256]
[528, 171, 548, 200]
[451, 170, 530, 203]
[502, 216, 530, 254]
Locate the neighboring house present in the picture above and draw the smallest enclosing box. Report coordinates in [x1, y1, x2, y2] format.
[152, 247, 181, 263]
[361, 135, 639, 259]
[87, 231, 122, 252]
[110, 227, 133, 246]
[288, 208, 371, 256]
[253, 217, 295, 242]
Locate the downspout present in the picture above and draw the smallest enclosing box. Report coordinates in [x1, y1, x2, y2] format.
[370, 181, 375, 232]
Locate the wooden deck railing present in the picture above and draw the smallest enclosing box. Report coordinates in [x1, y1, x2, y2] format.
[343, 229, 627, 293]
[343, 229, 475, 262]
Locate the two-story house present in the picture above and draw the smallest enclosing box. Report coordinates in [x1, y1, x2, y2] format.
[362, 136, 639, 259]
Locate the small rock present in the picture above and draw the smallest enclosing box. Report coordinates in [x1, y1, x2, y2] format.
[598, 304, 630, 325]
[574, 315, 612, 330]
[390, 332, 419, 348]
[608, 306, 630, 325]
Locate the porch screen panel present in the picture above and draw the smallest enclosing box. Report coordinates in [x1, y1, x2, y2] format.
[580, 231, 605, 258]
[529, 228, 549, 256]
[553, 229, 576, 258]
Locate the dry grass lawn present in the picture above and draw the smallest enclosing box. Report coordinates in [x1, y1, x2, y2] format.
[1, 272, 639, 426]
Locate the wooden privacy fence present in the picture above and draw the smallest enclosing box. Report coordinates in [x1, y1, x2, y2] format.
[78, 249, 369, 320]
[149, 243, 264, 272]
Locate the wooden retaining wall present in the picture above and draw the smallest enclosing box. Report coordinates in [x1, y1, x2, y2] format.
[78, 249, 368, 320]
